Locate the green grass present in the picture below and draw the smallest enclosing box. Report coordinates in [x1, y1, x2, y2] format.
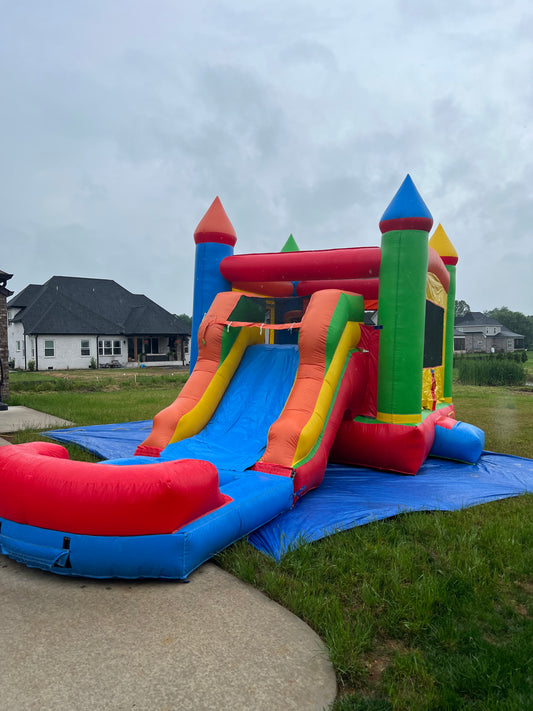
[524, 356, 533, 380]
[6, 369, 183, 446]
[5, 368, 533, 709]
[218, 498, 532, 710]
[453, 384, 533, 458]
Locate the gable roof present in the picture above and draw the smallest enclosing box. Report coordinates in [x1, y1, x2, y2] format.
[454, 311, 523, 339]
[454, 311, 501, 328]
[8, 276, 190, 336]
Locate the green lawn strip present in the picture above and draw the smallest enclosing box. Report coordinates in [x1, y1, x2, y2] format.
[453, 384, 533, 458]
[5, 370, 533, 709]
[8, 390, 179, 429]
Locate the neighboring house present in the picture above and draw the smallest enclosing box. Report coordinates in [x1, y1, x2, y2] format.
[8, 276, 191, 370]
[454, 311, 524, 354]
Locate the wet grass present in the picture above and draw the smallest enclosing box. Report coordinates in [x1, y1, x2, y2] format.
[453, 383, 533, 458]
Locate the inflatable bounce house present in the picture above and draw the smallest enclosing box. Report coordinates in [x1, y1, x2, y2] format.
[0, 175, 485, 579]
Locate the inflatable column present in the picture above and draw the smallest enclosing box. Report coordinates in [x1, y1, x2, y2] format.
[429, 224, 458, 403]
[376, 175, 433, 424]
[190, 197, 237, 370]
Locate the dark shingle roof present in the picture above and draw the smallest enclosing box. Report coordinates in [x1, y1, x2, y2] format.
[8, 284, 43, 309]
[454, 311, 501, 327]
[499, 326, 524, 339]
[454, 311, 523, 338]
[8, 276, 190, 336]
[0, 269, 13, 297]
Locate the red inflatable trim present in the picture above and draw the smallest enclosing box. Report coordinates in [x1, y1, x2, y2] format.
[297, 278, 379, 300]
[220, 247, 381, 283]
[233, 281, 294, 297]
[0, 442, 231, 536]
[379, 216, 433, 234]
[331, 406, 455, 475]
[135, 444, 163, 457]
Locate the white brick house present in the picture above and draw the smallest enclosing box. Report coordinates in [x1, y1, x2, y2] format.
[8, 277, 191, 371]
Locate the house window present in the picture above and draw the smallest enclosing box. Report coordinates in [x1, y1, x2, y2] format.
[44, 340, 55, 357]
[81, 340, 90, 357]
[98, 340, 122, 356]
[507, 339, 513, 351]
[16, 341, 21, 352]
[183, 340, 189, 354]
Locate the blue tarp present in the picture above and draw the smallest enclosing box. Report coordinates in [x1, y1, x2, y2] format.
[44, 420, 154, 459]
[249, 453, 533, 559]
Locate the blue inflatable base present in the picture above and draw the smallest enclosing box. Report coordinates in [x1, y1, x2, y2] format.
[0, 469, 294, 579]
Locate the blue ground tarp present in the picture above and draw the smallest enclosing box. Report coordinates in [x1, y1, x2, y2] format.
[45, 420, 154, 459]
[44, 422, 533, 561]
[249, 453, 533, 559]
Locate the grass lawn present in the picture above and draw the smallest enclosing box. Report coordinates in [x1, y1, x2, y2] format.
[5, 368, 533, 710]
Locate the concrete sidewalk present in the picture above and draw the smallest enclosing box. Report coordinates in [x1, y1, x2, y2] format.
[0, 407, 337, 710]
[0, 405, 72, 445]
[0, 559, 336, 710]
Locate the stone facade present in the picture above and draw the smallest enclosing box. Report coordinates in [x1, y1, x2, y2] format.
[0, 293, 9, 400]
[0, 270, 14, 402]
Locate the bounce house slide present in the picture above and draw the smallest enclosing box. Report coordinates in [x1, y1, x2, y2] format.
[0, 288, 366, 579]
[135, 288, 367, 494]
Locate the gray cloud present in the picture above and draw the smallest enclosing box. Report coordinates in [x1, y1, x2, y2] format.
[1, 0, 532, 316]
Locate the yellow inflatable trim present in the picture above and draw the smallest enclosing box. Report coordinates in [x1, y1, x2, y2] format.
[292, 322, 360, 467]
[376, 411, 422, 425]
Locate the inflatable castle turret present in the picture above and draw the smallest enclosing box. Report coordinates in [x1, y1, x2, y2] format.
[376, 174, 434, 425]
[191, 197, 237, 369]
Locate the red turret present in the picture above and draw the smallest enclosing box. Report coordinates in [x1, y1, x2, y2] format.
[194, 197, 237, 247]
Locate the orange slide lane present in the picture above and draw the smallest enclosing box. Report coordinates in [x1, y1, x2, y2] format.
[257, 290, 363, 476]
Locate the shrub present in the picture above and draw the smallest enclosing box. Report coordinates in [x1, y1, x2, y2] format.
[27, 360, 36, 372]
[457, 356, 526, 386]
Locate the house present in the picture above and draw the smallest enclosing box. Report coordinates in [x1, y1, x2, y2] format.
[454, 311, 524, 354]
[8, 276, 191, 370]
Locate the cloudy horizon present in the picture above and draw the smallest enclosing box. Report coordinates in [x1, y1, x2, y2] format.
[1, 1, 532, 317]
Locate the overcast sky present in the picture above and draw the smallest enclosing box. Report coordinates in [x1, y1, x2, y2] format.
[1, 1, 532, 318]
